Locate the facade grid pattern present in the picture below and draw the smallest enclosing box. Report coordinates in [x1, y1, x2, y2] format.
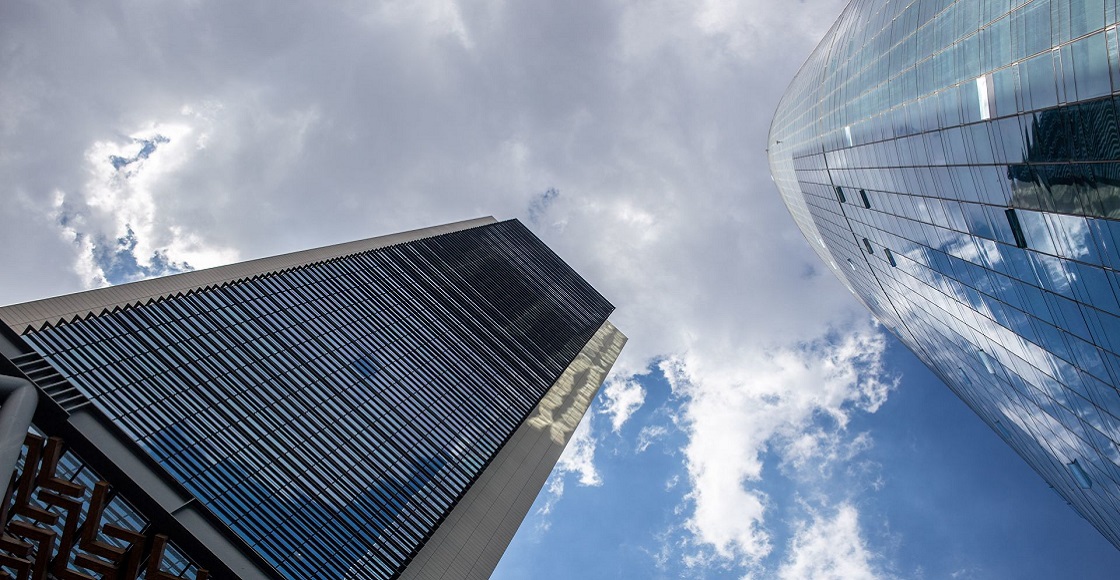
[771, 0, 1120, 548]
[17, 220, 613, 579]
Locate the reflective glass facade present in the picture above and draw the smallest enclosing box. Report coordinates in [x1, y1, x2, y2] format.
[770, 0, 1120, 548]
[14, 220, 615, 578]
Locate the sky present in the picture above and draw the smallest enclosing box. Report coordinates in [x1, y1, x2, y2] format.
[1, 0, 1119, 578]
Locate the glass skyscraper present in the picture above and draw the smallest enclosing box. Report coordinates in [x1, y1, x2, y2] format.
[770, 0, 1120, 549]
[0, 217, 625, 579]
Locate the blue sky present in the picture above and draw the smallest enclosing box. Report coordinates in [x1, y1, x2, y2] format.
[1, 0, 1118, 577]
[496, 337, 1120, 578]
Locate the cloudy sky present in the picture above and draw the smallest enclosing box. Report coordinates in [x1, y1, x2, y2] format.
[2, 0, 1119, 578]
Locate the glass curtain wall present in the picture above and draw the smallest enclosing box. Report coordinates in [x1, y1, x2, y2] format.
[770, 0, 1120, 548]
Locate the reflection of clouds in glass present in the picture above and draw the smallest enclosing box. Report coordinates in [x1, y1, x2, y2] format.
[943, 234, 983, 264]
[1018, 210, 1057, 255]
[1031, 253, 1076, 295]
[1046, 213, 1092, 260]
[941, 233, 1007, 287]
[894, 228, 1067, 399]
[997, 396, 1095, 466]
[1015, 209, 1096, 296]
[975, 237, 1003, 268]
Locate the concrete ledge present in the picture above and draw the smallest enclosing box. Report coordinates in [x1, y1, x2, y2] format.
[399, 320, 627, 580]
[0, 217, 497, 333]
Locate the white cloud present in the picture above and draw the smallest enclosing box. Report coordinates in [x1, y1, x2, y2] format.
[371, 0, 475, 49]
[779, 504, 884, 580]
[52, 118, 245, 288]
[51, 191, 103, 290]
[663, 323, 894, 568]
[0, 1, 896, 577]
[555, 413, 601, 487]
[637, 425, 668, 453]
[533, 413, 602, 530]
[534, 474, 565, 530]
[600, 377, 646, 433]
[782, 429, 875, 478]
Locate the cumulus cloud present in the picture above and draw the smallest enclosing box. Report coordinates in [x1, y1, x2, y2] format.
[50, 120, 242, 288]
[664, 323, 894, 568]
[600, 377, 646, 433]
[533, 413, 602, 529]
[534, 475, 566, 532]
[555, 413, 602, 487]
[781, 429, 876, 479]
[779, 504, 885, 580]
[637, 425, 669, 453]
[0, 0, 894, 576]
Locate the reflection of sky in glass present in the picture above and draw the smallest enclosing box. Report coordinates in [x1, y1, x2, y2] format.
[769, 0, 1120, 549]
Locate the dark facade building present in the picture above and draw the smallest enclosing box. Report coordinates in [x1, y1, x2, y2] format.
[770, 0, 1120, 549]
[0, 217, 625, 578]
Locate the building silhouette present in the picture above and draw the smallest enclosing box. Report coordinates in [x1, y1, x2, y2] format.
[0, 217, 625, 578]
[770, 0, 1120, 548]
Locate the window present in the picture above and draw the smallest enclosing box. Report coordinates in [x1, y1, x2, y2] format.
[862, 238, 874, 254]
[976, 75, 991, 120]
[978, 349, 996, 374]
[835, 186, 847, 203]
[860, 189, 871, 209]
[884, 248, 897, 267]
[1005, 208, 1028, 248]
[1067, 459, 1093, 489]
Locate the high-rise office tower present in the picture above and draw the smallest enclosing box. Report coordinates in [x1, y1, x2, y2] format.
[0, 217, 626, 579]
[770, 0, 1120, 548]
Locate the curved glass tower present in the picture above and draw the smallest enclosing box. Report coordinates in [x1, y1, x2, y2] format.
[770, 0, 1120, 547]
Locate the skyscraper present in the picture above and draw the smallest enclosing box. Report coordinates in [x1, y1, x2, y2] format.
[0, 217, 626, 578]
[770, 0, 1120, 548]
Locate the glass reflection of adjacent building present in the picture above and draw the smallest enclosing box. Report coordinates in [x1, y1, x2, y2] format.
[770, 0, 1120, 548]
[0, 217, 626, 579]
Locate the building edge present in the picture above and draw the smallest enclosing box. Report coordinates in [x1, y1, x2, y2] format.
[398, 320, 627, 580]
[0, 216, 498, 334]
[0, 216, 622, 578]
